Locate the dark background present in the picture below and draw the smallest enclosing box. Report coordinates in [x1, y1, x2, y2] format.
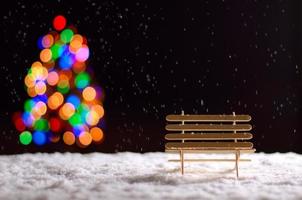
[0, 0, 302, 154]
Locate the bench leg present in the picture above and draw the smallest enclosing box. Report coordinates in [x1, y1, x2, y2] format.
[180, 150, 184, 175]
[235, 151, 240, 178]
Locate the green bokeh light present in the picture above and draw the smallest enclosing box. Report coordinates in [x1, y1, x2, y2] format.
[69, 113, 82, 126]
[57, 85, 70, 94]
[24, 99, 35, 112]
[51, 43, 62, 60]
[34, 119, 49, 131]
[74, 72, 90, 89]
[19, 131, 32, 145]
[60, 29, 74, 43]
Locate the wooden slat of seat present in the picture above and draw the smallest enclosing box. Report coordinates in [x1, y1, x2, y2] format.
[165, 149, 256, 154]
[166, 114, 251, 122]
[165, 142, 253, 150]
[165, 133, 253, 140]
[165, 124, 252, 131]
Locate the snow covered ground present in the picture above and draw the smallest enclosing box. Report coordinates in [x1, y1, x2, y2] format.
[0, 152, 301, 200]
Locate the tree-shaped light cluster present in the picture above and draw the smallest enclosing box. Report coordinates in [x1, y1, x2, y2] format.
[13, 15, 104, 147]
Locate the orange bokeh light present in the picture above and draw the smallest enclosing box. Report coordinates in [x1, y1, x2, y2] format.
[59, 103, 75, 120]
[31, 61, 42, 68]
[82, 86, 96, 101]
[34, 101, 47, 116]
[92, 105, 104, 119]
[27, 87, 37, 97]
[40, 49, 52, 63]
[24, 74, 35, 88]
[48, 92, 64, 110]
[90, 127, 104, 142]
[79, 131, 92, 146]
[69, 34, 83, 53]
[63, 131, 75, 145]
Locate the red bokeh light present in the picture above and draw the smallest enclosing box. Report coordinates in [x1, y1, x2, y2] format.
[50, 118, 62, 132]
[53, 15, 66, 31]
[15, 118, 26, 132]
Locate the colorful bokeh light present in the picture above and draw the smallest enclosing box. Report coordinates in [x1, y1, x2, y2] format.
[53, 15, 66, 31]
[13, 15, 105, 147]
[19, 131, 32, 145]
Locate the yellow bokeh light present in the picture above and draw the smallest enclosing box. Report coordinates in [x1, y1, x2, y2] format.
[79, 131, 92, 146]
[40, 49, 52, 63]
[85, 111, 99, 126]
[31, 61, 42, 68]
[48, 92, 64, 110]
[63, 131, 75, 145]
[59, 103, 75, 120]
[82, 86, 96, 101]
[34, 81, 47, 95]
[90, 127, 104, 142]
[92, 105, 104, 119]
[41, 67, 48, 80]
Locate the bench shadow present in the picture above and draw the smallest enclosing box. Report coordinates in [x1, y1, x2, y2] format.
[124, 167, 240, 185]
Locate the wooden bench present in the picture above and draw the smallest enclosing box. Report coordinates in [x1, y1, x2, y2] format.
[165, 111, 255, 178]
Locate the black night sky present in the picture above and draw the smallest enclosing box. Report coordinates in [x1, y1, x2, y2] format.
[0, 0, 302, 154]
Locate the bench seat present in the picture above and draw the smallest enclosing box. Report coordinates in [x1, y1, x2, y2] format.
[165, 133, 253, 140]
[165, 142, 253, 150]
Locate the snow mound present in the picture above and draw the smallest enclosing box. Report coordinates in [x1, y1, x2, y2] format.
[0, 152, 302, 200]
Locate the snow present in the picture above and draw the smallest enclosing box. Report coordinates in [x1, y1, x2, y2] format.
[0, 152, 302, 200]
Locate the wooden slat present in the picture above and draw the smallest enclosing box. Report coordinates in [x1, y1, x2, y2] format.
[166, 114, 251, 122]
[165, 142, 253, 150]
[165, 149, 256, 154]
[165, 133, 253, 140]
[165, 124, 252, 131]
[168, 159, 251, 162]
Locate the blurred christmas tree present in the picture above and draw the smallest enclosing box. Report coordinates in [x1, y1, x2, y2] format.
[13, 15, 105, 148]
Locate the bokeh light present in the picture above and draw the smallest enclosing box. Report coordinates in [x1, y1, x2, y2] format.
[79, 131, 92, 146]
[85, 111, 100, 126]
[53, 15, 66, 31]
[67, 95, 81, 108]
[75, 72, 90, 89]
[60, 29, 74, 43]
[34, 81, 47, 95]
[90, 127, 104, 142]
[59, 103, 75, 120]
[19, 131, 32, 145]
[63, 131, 75, 145]
[40, 49, 52, 63]
[47, 71, 59, 86]
[49, 117, 62, 132]
[48, 92, 64, 110]
[82, 86, 96, 101]
[42, 34, 54, 48]
[75, 45, 89, 62]
[33, 131, 47, 145]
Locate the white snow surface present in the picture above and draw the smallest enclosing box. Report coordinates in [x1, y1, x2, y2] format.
[0, 152, 301, 200]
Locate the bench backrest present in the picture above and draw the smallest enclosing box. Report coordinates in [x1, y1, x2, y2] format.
[165, 112, 254, 150]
